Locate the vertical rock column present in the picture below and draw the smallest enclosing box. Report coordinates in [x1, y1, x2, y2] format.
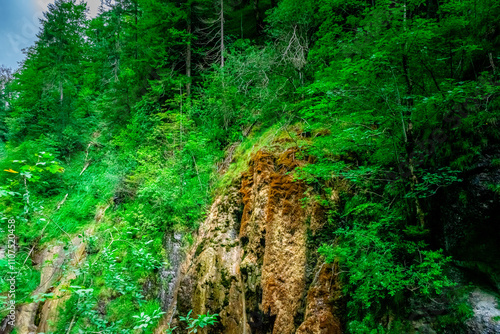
[160, 148, 343, 334]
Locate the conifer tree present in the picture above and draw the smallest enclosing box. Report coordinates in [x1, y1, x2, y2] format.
[8, 0, 88, 150]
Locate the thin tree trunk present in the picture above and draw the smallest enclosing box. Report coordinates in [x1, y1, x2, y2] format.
[402, 0, 426, 228]
[186, 2, 192, 96]
[220, 0, 224, 68]
[253, 0, 262, 33]
[59, 80, 63, 105]
[135, 0, 138, 60]
[60, 79, 66, 130]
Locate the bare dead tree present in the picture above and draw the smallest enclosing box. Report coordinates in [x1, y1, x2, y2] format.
[273, 24, 309, 92]
[193, 0, 227, 69]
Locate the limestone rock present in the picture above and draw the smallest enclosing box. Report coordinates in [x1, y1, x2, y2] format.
[157, 148, 343, 334]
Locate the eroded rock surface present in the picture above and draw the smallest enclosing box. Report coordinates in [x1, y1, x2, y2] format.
[12, 205, 103, 334]
[296, 263, 342, 334]
[157, 148, 343, 334]
[14, 243, 66, 334]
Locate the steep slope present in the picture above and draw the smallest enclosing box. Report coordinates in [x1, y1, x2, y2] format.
[155, 147, 344, 334]
[12, 210, 104, 334]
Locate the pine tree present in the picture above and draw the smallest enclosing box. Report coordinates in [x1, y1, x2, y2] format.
[8, 0, 88, 149]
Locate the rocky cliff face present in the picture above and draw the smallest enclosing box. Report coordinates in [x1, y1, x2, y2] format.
[13, 232, 89, 334]
[7, 145, 500, 334]
[8, 207, 104, 334]
[155, 148, 344, 334]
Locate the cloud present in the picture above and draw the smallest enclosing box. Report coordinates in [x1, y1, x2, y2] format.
[0, 0, 103, 69]
[33, 0, 102, 18]
[33, 0, 52, 12]
[83, 0, 102, 18]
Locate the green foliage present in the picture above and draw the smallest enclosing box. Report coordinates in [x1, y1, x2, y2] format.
[432, 285, 475, 333]
[7, 0, 88, 153]
[318, 198, 454, 330]
[179, 310, 219, 333]
[406, 168, 462, 199]
[287, 0, 500, 328]
[0, 151, 64, 310]
[1, 0, 499, 332]
[133, 308, 165, 331]
[52, 222, 167, 332]
[30, 292, 55, 303]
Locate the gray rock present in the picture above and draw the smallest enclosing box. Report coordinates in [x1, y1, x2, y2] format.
[467, 289, 500, 334]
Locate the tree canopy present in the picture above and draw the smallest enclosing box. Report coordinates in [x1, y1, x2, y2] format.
[0, 0, 499, 332]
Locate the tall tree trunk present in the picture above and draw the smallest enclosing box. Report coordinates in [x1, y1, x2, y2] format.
[135, 0, 138, 60]
[186, 2, 192, 96]
[220, 0, 224, 68]
[401, 0, 426, 228]
[59, 80, 63, 106]
[59, 79, 66, 134]
[253, 0, 262, 33]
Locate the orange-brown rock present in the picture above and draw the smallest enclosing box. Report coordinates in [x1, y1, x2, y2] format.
[157, 148, 344, 334]
[296, 263, 343, 334]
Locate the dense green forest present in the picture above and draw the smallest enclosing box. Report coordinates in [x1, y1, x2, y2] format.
[1, 0, 499, 333]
